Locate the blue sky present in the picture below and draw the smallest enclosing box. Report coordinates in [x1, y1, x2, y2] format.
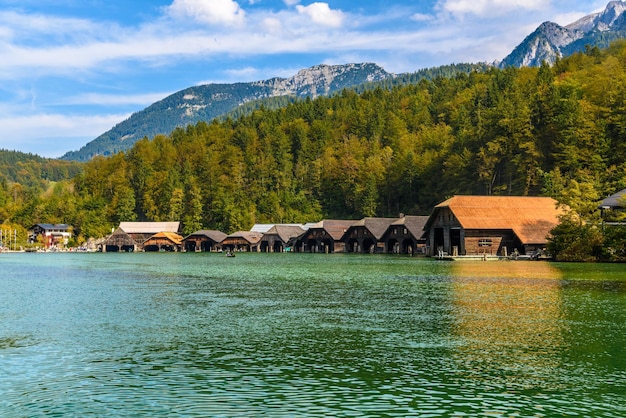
[0, 0, 610, 157]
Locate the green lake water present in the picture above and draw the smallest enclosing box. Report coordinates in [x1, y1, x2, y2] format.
[1, 252, 624, 417]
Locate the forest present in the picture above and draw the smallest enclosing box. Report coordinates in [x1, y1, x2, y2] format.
[2, 41, 626, 260]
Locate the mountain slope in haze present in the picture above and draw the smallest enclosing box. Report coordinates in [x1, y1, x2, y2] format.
[61, 63, 392, 161]
[500, 1, 626, 68]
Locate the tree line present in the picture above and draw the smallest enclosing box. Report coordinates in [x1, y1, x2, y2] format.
[2, 41, 626, 259]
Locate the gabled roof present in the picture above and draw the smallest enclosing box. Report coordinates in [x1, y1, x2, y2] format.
[145, 231, 183, 245]
[599, 188, 626, 209]
[250, 224, 276, 233]
[307, 219, 355, 240]
[386, 215, 430, 239]
[32, 223, 71, 231]
[183, 230, 228, 242]
[263, 225, 306, 242]
[344, 217, 398, 240]
[426, 195, 564, 244]
[251, 223, 304, 233]
[119, 222, 180, 234]
[222, 231, 263, 245]
[104, 227, 139, 246]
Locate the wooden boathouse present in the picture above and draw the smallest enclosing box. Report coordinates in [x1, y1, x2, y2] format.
[143, 232, 183, 252]
[102, 221, 181, 252]
[221, 231, 263, 252]
[424, 196, 563, 257]
[259, 225, 306, 252]
[380, 215, 429, 255]
[342, 217, 397, 253]
[293, 220, 354, 253]
[182, 230, 227, 252]
[102, 227, 140, 252]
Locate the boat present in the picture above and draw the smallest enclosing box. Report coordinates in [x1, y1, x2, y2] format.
[435, 251, 501, 261]
[436, 254, 501, 261]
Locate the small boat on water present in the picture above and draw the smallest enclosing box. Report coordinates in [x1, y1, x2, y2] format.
[436, 254, 501, 261]
[225, 250, 236, 257]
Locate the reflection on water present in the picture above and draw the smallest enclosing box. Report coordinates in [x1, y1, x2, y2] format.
[0, 253, 624, 417]
[451, 262, 565, 394]
[451, 259, 564, 280]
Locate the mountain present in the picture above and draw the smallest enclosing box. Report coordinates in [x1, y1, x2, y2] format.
[500, 1, 626, 68]
[0, 149, 82, 187]
[61, 63, 392, 161]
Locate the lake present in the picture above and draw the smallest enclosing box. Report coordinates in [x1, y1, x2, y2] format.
[1, 252, 624, 417]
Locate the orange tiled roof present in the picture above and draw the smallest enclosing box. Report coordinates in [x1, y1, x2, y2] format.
[147, 231, 183, 245]
[433, 195, 565, 244]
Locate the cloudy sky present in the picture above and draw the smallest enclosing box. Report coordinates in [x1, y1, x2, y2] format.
[0, 0, 609, 157]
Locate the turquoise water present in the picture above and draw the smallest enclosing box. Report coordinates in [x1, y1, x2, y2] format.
[1, 252, 624, 417]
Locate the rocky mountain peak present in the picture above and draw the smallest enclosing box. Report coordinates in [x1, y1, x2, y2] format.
[567, 0, 626, 31]
[536, 21, 583, 47]
[598, 1, 626, 28]
[254, 63, 390, 98]
[501, 1, 626, 68]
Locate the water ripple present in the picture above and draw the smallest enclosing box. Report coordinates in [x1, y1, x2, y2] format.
[1, 253, 624, 416]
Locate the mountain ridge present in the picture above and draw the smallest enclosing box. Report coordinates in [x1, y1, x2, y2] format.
[500, 1, 626, 67]
[61, 63, 392, 161]
[62, 2, 626, 162]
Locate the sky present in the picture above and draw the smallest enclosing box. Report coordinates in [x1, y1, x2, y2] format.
[0, 0, 611, 158]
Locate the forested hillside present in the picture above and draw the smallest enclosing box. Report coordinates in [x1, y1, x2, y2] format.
[61, 62, 490, 162]
[0, 150, 82, 185]
[0, 150, 82, 231]
[3, 41, 626, 243]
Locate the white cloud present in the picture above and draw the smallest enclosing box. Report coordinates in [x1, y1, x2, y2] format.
[411, 13, 433, 22]
[0, 1, 539, 82]
[0, 0, 606, 159]
[0, 113, 130, 158]
[223, 66, 262, 80]
[0, 10, 118, 48]
[0, 25, 13, 40]
[167, 0, 246, 26]
[552, 11, 589, 26]
[439, 0, 545, 17]
[260, 17, 283, 33]
[296, 2, 344, 28]
[56, 92, 172, 107]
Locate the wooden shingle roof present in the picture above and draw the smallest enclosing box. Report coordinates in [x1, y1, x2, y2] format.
[389, 215, 430, 239]
[222, 231, 263, 245]
[104, 227, 138, 247]
[345, 217, 398, 240]
[251, 224, 304, 233]
[119, 222, 180, 234]
[308, 220, 356, 240]
[183, 230, 228, 242]
[428, 196, 564, 245]
[264, 225, 306, 242]
[599, 188, 626, 209]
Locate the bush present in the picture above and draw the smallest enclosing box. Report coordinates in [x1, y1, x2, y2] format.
[547, 216, 603, 262]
